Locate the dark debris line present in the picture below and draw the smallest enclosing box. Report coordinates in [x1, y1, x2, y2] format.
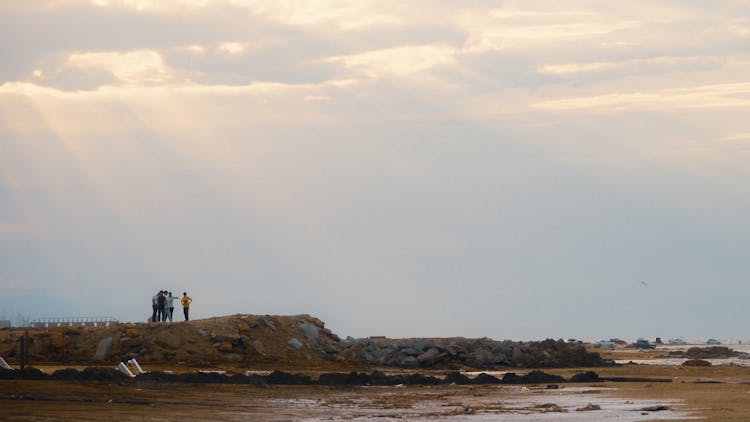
[0, 367, 672, 386]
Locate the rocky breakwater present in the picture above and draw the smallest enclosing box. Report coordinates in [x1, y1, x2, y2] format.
[341, 337, 611, 369]
[0, 314, 345, 367]
[684, 346, 750, 360]
[0, 315, 612, 369]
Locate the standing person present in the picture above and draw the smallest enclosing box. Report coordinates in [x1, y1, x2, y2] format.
[181, 292, 192, 321]
[166, 291, 176, 322]
[157, 291, 167, 322]
[151, 291, 159, 322]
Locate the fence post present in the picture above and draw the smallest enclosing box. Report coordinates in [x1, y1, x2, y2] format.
[20, 334, 26, 370]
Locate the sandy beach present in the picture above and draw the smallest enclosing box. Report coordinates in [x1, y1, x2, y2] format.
[3, 358, 750, 420]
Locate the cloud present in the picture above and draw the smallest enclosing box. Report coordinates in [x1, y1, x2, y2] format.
[227, 0, 407, 30]
[724, 132, 750, 142]
[458, 5, 641, 53]
[175, 44, 206, 55]
[64, 49, 172, 84]
[3, 1, 750, 338]
[325, 44, 457, 77]
[537, 62, 616, 75]
[533, 82, 750, 112]
[537, 56, 725, 75]
[217, 42, 245, 55]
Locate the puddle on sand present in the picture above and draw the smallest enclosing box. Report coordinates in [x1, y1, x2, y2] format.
[210, 385, 699, 421]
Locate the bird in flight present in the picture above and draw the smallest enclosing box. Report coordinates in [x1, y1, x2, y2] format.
[640, 281, 648, 288]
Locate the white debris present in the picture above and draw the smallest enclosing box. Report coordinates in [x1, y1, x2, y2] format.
[127, 358, 146, 374]
[116, 362, 136, 378]
[0, 357, 12, 370]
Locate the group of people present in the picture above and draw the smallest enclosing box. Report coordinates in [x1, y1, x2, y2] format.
[151, 291, 192, 322]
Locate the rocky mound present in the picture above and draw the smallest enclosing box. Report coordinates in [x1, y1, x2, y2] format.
[0, 314, 343, 368]
[342, 337, 610, 368]
[685, 347, 747, 359]
[0, 314, 612, 369]
[682, 359, 712, 367]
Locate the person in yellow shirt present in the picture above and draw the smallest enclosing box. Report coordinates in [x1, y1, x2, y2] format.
[181, 292, 192, 321]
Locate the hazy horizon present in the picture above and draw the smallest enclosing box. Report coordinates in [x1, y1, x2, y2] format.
[2, 1, 749, 341]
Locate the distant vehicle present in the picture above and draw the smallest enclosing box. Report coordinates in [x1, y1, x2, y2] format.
[668, 338, 686, 345]
[633, 338, 656, 349]
[566, 338, 583, 344]
[706, 338, 721, 345]
[595, 340, 615, 348]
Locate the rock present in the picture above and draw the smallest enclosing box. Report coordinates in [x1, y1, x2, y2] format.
[95, 337, 113, 361]
[400, 356, 419, 368]
[299, 323, 319, 346]
[266, 370, 313, 385]
[503, 371, 566, 384]
[641, 405, 669, 411]
[288, 338, 304, 350]
[238, 321, 251, 334]
[416, 347, 441, 366]
[569, 371, 601, 383]
[472, 372, 501, 384]
[239, 335, 250, 347]
[682, 359, 712, 367]
[466, 349, 495, 368]
[260, 317, 276, 331]
[534, 403, 564, 412]
[576, 403, 601, 411]
[444, 372, 471, 384]
[218, 341, 233, 352]
[321, 342, 341, 354]
[252, 340, 266, 355]
[126, 328, 141, 337]
[522, 371, 566, 384]
[120, 336, 144, 349]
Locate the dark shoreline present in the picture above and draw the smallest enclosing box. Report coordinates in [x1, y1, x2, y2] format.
[0, 367, 671, 385]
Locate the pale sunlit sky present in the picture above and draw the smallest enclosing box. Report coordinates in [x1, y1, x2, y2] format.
[1, 1, 749, 340]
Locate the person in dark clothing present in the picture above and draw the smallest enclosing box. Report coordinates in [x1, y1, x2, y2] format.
[157, 291, 167, 322]
[166, 291, 176, 322]
[151, 291, 159, 322]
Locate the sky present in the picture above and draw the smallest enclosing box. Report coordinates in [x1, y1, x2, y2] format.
[1, 1, 749, 341]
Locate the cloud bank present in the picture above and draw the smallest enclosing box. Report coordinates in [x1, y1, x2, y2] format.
[1, 1, 749, 340]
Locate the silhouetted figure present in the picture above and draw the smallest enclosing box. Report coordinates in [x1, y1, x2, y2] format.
[157, 291, 167, 322]
[151, 291, 159, 322]
[166, 291, 176, 322]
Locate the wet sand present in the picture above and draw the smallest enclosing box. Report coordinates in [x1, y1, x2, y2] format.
[3, 364, 750, 420]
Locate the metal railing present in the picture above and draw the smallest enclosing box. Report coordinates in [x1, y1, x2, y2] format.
[28, 316, 119, 328]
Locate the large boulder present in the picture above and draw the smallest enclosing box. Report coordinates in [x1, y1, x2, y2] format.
[400, 356, 419, 368]
[417, 347, 444, 366]
[299, 323, 319, 346]
[95, 337, 113, 361]
[288, 338, 304, 350]
[252, 340, 266, 355]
